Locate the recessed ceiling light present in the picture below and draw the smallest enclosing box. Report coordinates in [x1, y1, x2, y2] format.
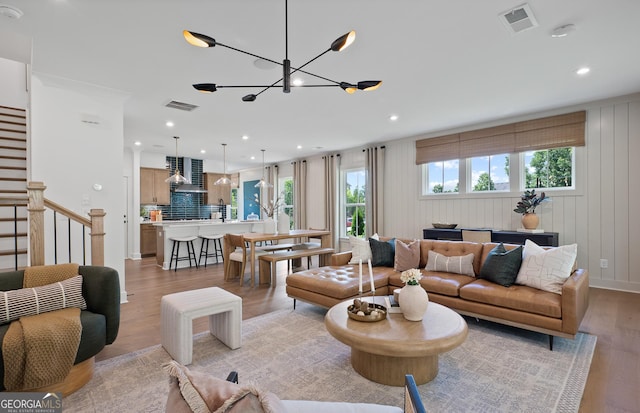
[242, 135, 249, 140]
[250, 156, 255, 160]
[576, 67, 591, 76]
[134, 141, 142, 146]
[292, 78, 304, 87]
[200, 149, 206, 154]
[166, 121, 174, 127]
[389, 114, 399, 121]
[297, 145, 302, 149]
[551, 24, 576, 38]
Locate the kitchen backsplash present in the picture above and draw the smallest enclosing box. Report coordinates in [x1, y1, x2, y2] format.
[141, 157, 225, 220]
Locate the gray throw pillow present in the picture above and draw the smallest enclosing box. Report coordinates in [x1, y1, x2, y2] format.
[369, 238, 395, 267]
[479, 243, 523, 287]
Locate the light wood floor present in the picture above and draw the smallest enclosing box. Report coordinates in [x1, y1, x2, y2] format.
[99, 257, 639, 412]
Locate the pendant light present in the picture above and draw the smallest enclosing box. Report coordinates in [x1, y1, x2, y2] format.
[255, 149, 273, 188]
[165, 136, 191, 184]
[214, 143, 232, 185]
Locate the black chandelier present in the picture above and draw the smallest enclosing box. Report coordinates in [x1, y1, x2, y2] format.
[183, 0, 382, 102]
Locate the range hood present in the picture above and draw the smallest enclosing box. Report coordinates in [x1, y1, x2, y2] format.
[173, 157, 208, 193]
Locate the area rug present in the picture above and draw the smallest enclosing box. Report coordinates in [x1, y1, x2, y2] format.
[64, 303, 596, 412]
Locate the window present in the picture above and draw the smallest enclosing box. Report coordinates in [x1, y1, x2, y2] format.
[230, 188, 238, 219]
[469, 154, 509, 192]
[423, 160, 459, 194]
[278, 177, 294, 230]
[523, 147, 574, 190]
[343, 169, 366, 237]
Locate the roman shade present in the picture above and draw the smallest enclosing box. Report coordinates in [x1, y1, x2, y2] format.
[415, 111, 586, 165]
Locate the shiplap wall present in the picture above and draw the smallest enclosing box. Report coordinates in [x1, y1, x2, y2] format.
[377, 93, 640, 292]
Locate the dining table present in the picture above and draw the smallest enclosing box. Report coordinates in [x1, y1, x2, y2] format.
[242, 229, 331, 286]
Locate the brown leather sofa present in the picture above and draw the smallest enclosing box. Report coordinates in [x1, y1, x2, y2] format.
[286, 239, 589, 349]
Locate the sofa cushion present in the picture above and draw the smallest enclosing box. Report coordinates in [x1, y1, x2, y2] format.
[516, 240, 578, 294]
[459, 279, 562, 318]
[286, 265, 394, 299]
[394, 239, 421, 272]
[425, 250, 475, 277]
[0, 275, 87, 325]
[417, 271, 477, 297]
[479, 243, 523, 287]
[369, 238, 395, 267]
[347, 234, 378, 264]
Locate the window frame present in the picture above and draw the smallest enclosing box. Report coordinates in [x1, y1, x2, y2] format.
[467, 153, 511, 193]
[278, 176, 294, 230]
[341, 168, 366, 238]
[419, 146, 583, 199]
[421, 159, 460, 195]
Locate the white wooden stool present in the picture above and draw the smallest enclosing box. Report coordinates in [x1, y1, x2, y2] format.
[161, 287, 242, 365]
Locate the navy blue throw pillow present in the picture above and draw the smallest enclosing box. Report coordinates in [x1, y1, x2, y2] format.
[369, 238, 395, 267]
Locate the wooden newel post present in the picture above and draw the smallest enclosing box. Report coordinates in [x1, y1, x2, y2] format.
[27, 181, 46, 266]
[89, 209, 106, 266]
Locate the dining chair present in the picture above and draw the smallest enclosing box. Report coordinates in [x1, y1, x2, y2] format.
[461, 229, 493, 243]
[223, 233, 267, 286]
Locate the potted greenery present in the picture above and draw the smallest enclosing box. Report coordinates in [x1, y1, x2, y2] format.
[514, 190, 547, 229]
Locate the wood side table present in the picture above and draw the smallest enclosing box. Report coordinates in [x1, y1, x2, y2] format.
[325, 300, 467, 386]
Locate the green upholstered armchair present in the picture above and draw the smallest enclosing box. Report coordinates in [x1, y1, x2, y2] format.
[0, 265, 121, 395]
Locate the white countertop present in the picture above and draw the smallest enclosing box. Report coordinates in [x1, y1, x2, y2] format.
[151, 219, 263, 227]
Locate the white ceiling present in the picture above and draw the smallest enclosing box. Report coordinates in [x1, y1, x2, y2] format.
[2, 0, 640, 171]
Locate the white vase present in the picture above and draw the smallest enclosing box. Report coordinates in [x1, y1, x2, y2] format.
[398, 284, 429, 321]
[278, 212, 290, 234]
[263, 217, 276, 234]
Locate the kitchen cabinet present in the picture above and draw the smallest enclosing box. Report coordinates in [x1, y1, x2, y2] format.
[140, 223, 158, 256]
[140, 168, 170, 205]
[204, 173, 231, 204]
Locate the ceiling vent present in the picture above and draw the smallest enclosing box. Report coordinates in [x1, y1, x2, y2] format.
[0, 4, 23, 19]
[499, 3, 538, 34]
[165, 100, 199, 112]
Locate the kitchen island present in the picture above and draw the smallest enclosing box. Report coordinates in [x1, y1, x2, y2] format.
[153, 220, 265, 270]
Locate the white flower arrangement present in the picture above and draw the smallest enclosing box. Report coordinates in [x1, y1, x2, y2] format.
[254, 192, 284, 218]
[400, 268, 422, 286]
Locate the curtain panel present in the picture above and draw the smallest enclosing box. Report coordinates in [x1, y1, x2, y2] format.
[365, 146, 385, 237]
[415, 111, 586, 164]
[292, 160, 307, 230]
[323, 154, 339, 248]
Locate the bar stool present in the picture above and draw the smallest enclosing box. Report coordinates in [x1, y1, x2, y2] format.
[198, 234, 224, 267]
[169, 236, 199, 271]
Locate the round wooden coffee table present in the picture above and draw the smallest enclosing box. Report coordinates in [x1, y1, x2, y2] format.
[325, 299, 468, 386]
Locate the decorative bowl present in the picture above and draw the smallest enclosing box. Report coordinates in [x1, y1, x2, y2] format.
[432, 223, 457, 229]
[347, 302, 387, 322]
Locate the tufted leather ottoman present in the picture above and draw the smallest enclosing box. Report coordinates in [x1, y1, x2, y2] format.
[286, 265, 395, 309]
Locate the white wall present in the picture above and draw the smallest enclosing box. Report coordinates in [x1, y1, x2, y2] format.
[30, 73, 128, 301]
[0, 57, 28, 109]
[380, 93, 640, 293]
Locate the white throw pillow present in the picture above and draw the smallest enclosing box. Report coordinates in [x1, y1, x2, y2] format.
[425, 250, 475, 277]
[348, 233, 379, 264]
[515, 240, 577, 294]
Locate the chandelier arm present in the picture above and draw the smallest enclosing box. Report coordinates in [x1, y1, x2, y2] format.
[287, 49, 342, 85]
[214, 41, 283, 68]
[216, 85, 281, 89]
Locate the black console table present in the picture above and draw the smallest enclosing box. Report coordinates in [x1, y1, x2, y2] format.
[422, 228, 558, 247]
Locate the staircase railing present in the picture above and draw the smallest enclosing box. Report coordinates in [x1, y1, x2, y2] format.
[26, 181, 105, 267]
